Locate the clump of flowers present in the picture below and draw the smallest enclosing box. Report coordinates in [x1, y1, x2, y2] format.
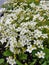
[0, 0, 49, 65]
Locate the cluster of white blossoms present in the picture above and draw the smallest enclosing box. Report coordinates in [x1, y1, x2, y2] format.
[6, 56, 16, 65]
[0, 0, 49, 65]
[35, 51, 45, 58]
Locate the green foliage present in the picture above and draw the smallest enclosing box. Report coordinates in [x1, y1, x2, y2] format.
[42, 61, 47, 65]
[18, 53, 27, 60]
[2, 3, 13, 10]
[0, 59, 4, 64]
[32, 50, 37, 55]
[34, 0, 40, 5]
[43, 48, 49, 59]
[16, 60, 23, 65]
[3, 50, 13, 56]
[27, 0, 34, 3]
[4, 63, 8, 65]
[30, 59, 36, 65]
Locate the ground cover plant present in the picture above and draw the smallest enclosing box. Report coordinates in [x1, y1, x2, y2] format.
[0, 0, 49, 65]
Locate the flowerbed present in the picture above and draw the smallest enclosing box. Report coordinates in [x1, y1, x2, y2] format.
[0, 0, 49, 65]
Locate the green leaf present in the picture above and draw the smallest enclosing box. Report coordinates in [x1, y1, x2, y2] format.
[19, 53, 27, 60]
[42, 61, 47, 65]
[30, 59, 36, 65]
[3, 50, 13, 56]
[27, 0, 34, 3]
[16, 60, 23, 65]
[27, 0, 40, 5]
[4, 63, 8, 65]
[2, 3, 13, 10]
[0, 59, 4, 64]
[18, 0, 25, 2]
[34, 0, 40, 5]
[43, 48, 49, 59]
[32, 50, 37, 55]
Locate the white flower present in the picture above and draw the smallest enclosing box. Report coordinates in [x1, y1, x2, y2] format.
[0, 8, 5, 13]
[6, 56, 16, 65]
[10, 45, 20, 54]
[33, 14, 40, 21]
[42, 34, 48, 39]
[7, 13, 17, 20]
[16, 27, 22, 32]
[0, 26, 2, 31]
[38, 25, 49, 30]
[5, 37, 17, 54]
[25, 17, 30, 20]
[9, 37, 17, 47]
[13, 8, 23, 15]
[34, 40, 43, 46]
[44, 25, 49, 29]
[34, 29, 48, 39]
[0, 38, 6, 44]
[40, 4, 48, 10]
[28, 21, 37, 29]
[34, 40, 44, 49]
[38, 44, 44, 49]
[34, 29, 42, 39]
[20, 21, 37, 30]
[39, 16, 44, 21]
[5, 18, 12, 25]
[20, 15, 24, 21]
[30, 3, 35, 8]
[18, 35, 30, 47]
[26, 45, 37, 53]
[10, 46, 14, 53]
[0, 17, 4, 23]
[35, 51, 45, 58]
[40, 1, 45, 4]
[20, 28, 29, 35]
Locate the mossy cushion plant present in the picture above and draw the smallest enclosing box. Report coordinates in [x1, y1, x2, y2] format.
[0, 0, 49, 65]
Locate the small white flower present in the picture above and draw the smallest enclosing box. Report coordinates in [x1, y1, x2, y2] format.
[40, 4, 48, 10]
[38, 25, 49, 30]
[5, 18, 12, 25]
[35, 51, 45, 58]
[18, 35, 30, 47]
[34, 40, 43, 46]
[0, 38, 6, 44]
[30, 3, 35, 8]
[38, 44, 44, 49]
[33, 14, 40, 21]
[0, 17, 4, 23]
[13, 8, 23, 15]
[0, 26, 2, 31]
[6, 56, 16, 65]
[20, 28, 29, 35]
[8, 13, 17, 20]
[16, 27, 21, 32]
[25, 17, 30, 20]
[34, 29, 42, 39]
[20, 15, 24, 21]
[9, 37, 17, 47]
[10, 46, 15, 53]
[34, 40, 44, 49]
[42, 34, 48, 39]
[44, 25, 49, 29]
[29, 21, 37, 29]
[0, 8, 5, 13]
[26, 45, 37, 53]
[39, 16, 44, 21]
